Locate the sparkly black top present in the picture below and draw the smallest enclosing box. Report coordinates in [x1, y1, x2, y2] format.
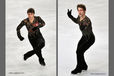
[68, 15, 94, 38]
[16, 16, 45, 39]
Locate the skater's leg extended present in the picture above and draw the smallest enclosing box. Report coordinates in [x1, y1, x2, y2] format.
[28, 35, 46, 66]
[34, 39, 46, 66]
[23, 36, 36, 61]
[71, 36, 86, 74]
[24, 50, 35, 61]
[72, 35, 95, 74]
[34, 48, 45, 66]
[76, 36, 87, 67]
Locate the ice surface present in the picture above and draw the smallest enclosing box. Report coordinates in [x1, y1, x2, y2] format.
[58, 0, 109, 76]
[6, 0, 56, 76]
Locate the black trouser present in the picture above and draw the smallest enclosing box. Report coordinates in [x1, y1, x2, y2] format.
[76, 34, 95, 69]
[24, 34, 45, 60]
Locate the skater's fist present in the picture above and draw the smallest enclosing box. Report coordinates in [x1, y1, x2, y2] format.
[19, 37, 24, 41]
[67, 9, 72, 17]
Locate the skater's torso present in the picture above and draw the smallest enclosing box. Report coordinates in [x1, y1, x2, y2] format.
[25, 17, 44, 38]
[70, 15, 95, 40]
[17, 16, 45, 39]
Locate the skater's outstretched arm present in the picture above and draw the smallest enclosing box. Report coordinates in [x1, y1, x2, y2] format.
[16, 20, 25, 41]
[32, 16, 45, 31]
[67, 9, 79, 24]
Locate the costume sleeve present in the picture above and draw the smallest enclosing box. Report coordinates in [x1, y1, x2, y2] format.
[16, 20, 25, 40]
[68, 15, 79, 24]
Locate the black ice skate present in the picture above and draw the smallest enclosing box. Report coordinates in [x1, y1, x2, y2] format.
[71, 67, 82, 74]
[39, 58, 46, 66]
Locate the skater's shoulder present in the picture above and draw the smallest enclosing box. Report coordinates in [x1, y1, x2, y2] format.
[84, 16, 91, 23]
[22, 18, 29, 23]
[35, 16, 42, 19]
[85, 16, 91, 21]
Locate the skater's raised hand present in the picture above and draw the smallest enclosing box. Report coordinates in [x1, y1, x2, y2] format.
[67, 9, 72, 17]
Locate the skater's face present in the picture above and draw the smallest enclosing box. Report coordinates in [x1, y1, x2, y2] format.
[27, 13, 34, 19]
[77, 7, 86, 17]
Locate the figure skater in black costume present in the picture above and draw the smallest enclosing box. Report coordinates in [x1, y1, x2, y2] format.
[16, 8, 46, 66]
[67, 4, 95, 74]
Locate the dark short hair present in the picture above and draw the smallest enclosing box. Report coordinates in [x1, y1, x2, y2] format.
[77, 4, 86, 11]
[27, 8, 35, 14]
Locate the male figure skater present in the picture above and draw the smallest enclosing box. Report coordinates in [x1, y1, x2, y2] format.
[67, 4, 95, 74]
[16, 8, 46, 66]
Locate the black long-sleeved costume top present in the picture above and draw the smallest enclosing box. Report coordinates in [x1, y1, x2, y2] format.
[16, 16, 45, 40]
[68, 15, 94, 39]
